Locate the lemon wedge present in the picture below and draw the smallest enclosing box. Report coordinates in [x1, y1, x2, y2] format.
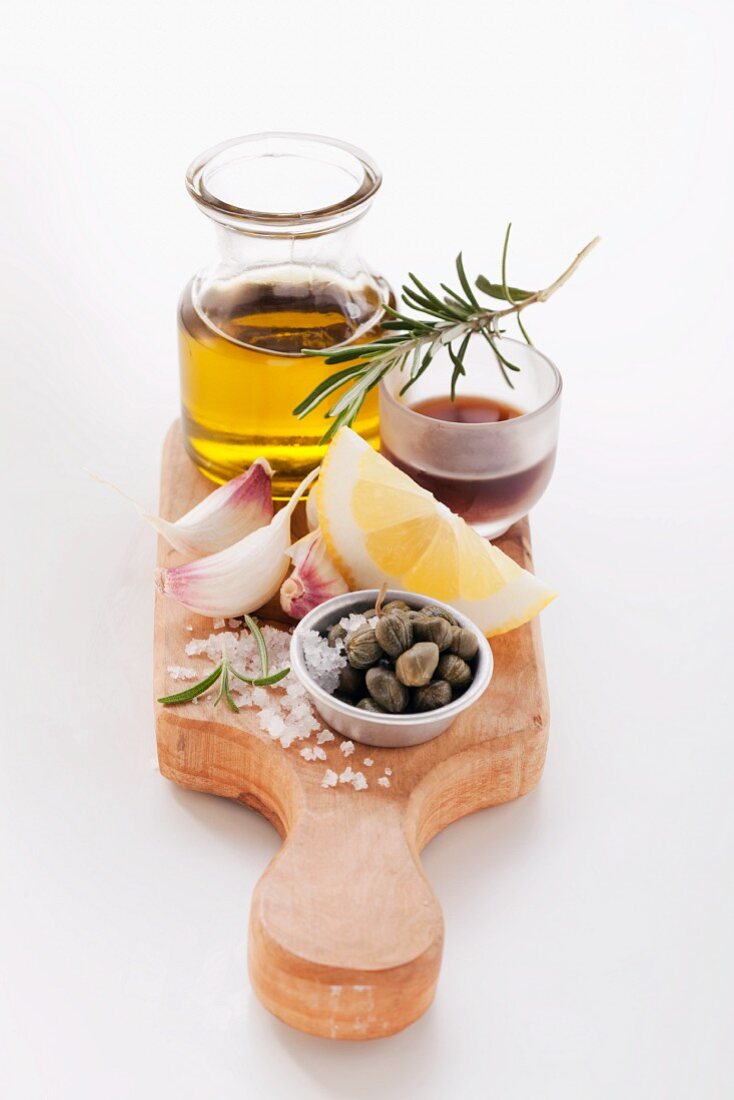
[315, 427, 556, 637]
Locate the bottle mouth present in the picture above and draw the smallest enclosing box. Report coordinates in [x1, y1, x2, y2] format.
[186, 132, 382, 233]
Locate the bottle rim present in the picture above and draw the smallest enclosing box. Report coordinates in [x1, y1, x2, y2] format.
[185, 132, 382, 230]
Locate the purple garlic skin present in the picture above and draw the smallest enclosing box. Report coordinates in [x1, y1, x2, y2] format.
[280, 530, 348, 619]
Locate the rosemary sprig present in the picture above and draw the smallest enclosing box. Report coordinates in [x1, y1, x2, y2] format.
[157, 617, 289, 711]
[294, 226, 600, 442]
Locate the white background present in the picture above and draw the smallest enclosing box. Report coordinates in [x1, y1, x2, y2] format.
[2, 1, 732, 1097]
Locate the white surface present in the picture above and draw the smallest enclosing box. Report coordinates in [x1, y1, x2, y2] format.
[2, 1, 732, 1097]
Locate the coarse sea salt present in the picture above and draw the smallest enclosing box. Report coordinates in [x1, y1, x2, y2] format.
[384, 767, 392, 776]
[175, 623, 368, 762]
[321, 769, 338, 789]
[340, 740, 355, 758]
[352, 772, 368, 791]
[377, 776, 391, 788]
[167, 665, 197, 681]
[301, 628, 346, 694]
[363, 757, 374, 767]
[212, 618, 226, 629]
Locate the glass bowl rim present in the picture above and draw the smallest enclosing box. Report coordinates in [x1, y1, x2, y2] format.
[186, 131, 382, 226]
[378, 337, 563, 430]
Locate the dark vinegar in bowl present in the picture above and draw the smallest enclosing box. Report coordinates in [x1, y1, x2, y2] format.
[380, 394, 556, 533]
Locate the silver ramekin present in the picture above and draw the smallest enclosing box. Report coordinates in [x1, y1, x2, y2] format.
[289, 589, 493, 748]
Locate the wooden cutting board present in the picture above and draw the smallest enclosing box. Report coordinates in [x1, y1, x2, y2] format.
[154, 421, 550, 1041]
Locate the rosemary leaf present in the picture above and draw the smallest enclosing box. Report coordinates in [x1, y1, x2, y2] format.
[243, 614, 269, 677]
[293, 362, 367, 418]
[475, 275, 534, 301]
[223, 669, 240, 713]
[448, 331, 471, 401]
[455, 252, 481, 310]
[501, 222, 514, 304]
[517, 314, 533, 345]
[214, 665, 227, 707]
[158, 663, 223, 705]
[479, 326, 515, 388]
[230, 666, 291, 687]
[440, 283, 473, 313]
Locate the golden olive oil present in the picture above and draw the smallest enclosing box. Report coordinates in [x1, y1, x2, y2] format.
[178, 274, 384, 493]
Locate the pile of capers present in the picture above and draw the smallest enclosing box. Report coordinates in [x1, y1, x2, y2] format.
[325, 600, 479, 714]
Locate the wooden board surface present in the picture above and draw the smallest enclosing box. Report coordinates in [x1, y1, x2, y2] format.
[154, 421, 550, 1041]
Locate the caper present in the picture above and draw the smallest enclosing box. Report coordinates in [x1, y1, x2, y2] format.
[449, 626, 479, 661]
[374, 613, 414, 658]
[327, 623, 347, 648]
[412, 614, 453, 651]
[356, 697, 386, 713]
[412, 679, 452, 712]
[365, 666, 409, 713]
[345, 624, 383, 669]
[395, 642, 439, 687]
[382, 599, 411, 614]
[437, 652, 472, 689]
[337, 664, 365, 697]
[420, 604, 458, 626]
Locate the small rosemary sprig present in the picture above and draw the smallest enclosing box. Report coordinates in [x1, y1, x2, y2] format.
[158, 614, 289, 713]
[293, 225, 600, 442]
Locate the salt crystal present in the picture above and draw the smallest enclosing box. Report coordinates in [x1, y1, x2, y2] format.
[378, 776, 391, 788]
[301, 628, 347, 693]
[228, 618, 241, 629]
[259, 711, 286, 740]
[185, 624, 193, 632]
[185, 631, 239, 660]
[352, 772, 368, 791]
[321, 769, 338, 789]
[213, 618, 226, 629]
[384, 767, 392, 776]
[279, 730, 298, 749]
[339, 612, 369, 634]
[167, 665, 197, 681]
[339, 766, 355, 784]
[316, 729, 335, 744]
[363, 758, 374, 767]
[340, 740, 355, 757]
[301, 745, 328, 762]
[252, 686, 270, 708]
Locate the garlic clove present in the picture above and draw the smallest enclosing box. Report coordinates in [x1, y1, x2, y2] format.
[305, 483, 320, 532]
[155, 467, 319, 618]
[91, 459, 273, 557]
[280, 529, 349, 619]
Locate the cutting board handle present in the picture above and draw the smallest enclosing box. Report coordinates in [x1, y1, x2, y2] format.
[247, 792, 444, 1040]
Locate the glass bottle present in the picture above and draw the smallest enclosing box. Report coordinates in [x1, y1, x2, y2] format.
[179, 133, 391, 493]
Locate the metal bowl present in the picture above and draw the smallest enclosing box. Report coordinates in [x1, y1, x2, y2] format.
[289, 589, 493, 748]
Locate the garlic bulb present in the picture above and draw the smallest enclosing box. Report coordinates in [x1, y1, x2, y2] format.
[280, 530, 348, 619]
[155, 467, 319, 618]
[91, 459, 273, 556]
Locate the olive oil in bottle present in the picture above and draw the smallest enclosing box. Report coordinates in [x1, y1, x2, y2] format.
[179, 272, 384, 492]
